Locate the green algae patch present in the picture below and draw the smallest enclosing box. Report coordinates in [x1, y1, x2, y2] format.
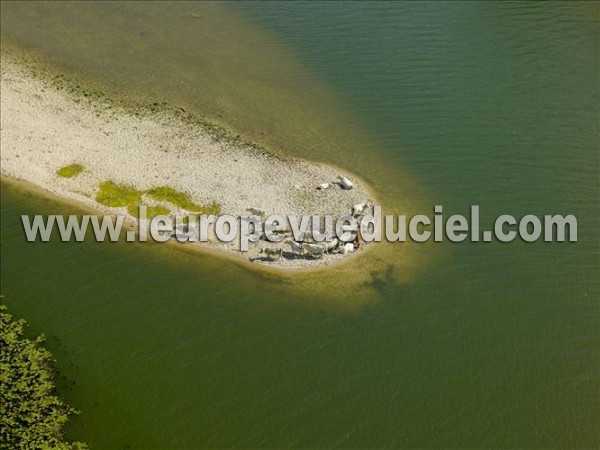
[146, 186, 199, 210]
[127, 204, 170, 218]
[96, 181, 141, 208]
[94, 182, 219, 217]
[145, 186, 221, 215]
[197, 201, 221, 216]
[56, 163, 84, 178]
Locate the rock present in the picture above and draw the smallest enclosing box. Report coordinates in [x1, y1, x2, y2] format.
[352, 201, 372, 217]
[288, 240, 304, 256]
[337, 175, 353, 190]
[304, 243, 326, 259]
[341, 242, 355, 254]
[324, 237, 339, 253]
[261, 247, 282, 261]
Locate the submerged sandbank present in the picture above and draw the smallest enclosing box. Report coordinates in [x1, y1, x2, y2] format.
[1, 50, 379, 270]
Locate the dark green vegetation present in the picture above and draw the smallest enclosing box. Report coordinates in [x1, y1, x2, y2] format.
[56, 164, 85, 178]
[0, 304, 86, 450]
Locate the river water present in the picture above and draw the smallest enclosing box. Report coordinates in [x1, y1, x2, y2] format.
[1, 2, 598, 448]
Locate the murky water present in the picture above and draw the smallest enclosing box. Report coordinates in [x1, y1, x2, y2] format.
[1, 2, 598, 448]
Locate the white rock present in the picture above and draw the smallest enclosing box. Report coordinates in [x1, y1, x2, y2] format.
[341, 242, 355, 254]
[288, 240, 304, 256]
[324, 237, 339, 253]
[337, 175, 353, 190]
[352, 201, 372, 216]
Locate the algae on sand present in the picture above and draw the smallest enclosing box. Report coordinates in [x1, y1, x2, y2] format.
[56, 163, 84, 178]
[146, 186, 221, 215]
[127, 204, 170, 218]
[96, 181, 141, 208]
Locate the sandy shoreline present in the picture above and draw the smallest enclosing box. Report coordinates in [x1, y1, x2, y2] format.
[1, 52, 379, 270]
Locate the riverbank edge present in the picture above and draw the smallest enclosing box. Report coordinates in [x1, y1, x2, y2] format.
[2, 175, 381, 279]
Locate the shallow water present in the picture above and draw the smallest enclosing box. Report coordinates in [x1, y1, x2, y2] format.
[1, 1, 599, 448]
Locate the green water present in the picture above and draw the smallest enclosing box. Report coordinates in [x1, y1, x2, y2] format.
[1, 2, 599, 448]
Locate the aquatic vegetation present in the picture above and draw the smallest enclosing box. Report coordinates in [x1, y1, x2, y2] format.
[95, 181, 142, 208]
[146, 186, 221, 214]
[56, 163, 84, 178]
[0, 303, 87, 449]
